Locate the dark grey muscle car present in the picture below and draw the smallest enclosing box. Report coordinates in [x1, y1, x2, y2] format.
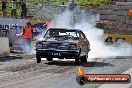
[35, 28, 90, 64]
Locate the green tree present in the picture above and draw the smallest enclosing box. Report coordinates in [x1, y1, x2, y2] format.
[79, 0, 111, 5]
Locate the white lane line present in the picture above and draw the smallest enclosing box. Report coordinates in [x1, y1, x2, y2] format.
[33, 58, 104, 62]
[98, 68, 132, 88]
[88, 58, 104, 62]
[33, 58, 75, 61]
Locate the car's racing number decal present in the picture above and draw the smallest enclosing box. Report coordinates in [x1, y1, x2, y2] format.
[105, 37, 126, 44]
[105, 37, 125, 43]
[105, 37, 113, 43]
[104, 34, 132, 45]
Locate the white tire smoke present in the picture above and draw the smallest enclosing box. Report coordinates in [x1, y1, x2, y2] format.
[52, 10, 132, 58]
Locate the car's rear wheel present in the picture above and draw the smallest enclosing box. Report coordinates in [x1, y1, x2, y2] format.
[36, 53, 41, 63]
[80, 55, 87, 64]
[46, 57, 53, 61]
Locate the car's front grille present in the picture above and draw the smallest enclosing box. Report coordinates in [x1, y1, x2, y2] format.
[42, 43, 62, 49]
[48, 43, 61, 49]
[41, 42, 76, 50]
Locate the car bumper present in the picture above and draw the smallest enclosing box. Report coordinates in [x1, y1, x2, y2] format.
[35, 49, 80, 59]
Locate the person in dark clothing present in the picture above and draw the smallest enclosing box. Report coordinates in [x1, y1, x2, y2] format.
[69, 0, 76, 11]
[21, 0, 27, 18]
[1, 0, 7, 17]
[60, 2, 66, 12]
[11, 0, 17, 18]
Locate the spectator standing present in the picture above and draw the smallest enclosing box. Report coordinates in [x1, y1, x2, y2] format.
[43, 21, 48, 29]
[1, 0, 7, 17]
[22, 22, 33, 53]
[11, 0, 17, 18]
[69, 0, 76, 11]
[21, 0, 27, 18]
[60, 2, 66, 12]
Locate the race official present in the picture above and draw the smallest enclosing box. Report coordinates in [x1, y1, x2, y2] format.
[22, 22, 33, 53]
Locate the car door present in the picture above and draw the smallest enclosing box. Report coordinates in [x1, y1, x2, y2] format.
[79, 31, 90, 56]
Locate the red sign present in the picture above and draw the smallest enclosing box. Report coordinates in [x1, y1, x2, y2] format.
[128, 10, 132, 16]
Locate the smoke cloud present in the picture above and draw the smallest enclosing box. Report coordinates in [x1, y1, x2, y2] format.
[52, 10, 132, 58]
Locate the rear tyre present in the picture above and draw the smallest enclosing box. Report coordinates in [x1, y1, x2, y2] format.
[80, 55, 87, 64]
[46, 57, 53, 61]
[36, 53, 41, 63]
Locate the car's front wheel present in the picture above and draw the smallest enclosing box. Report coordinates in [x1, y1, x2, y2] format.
[46, 57, 53, 61]
[36, 53, 41, 63]
[80, 55, 87, 64]
[75, 56, 80, 65]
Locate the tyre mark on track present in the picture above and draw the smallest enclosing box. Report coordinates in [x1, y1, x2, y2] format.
[0, 61, 76, 88]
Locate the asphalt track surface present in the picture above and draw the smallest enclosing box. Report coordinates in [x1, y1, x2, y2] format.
[0, 56, 132, 88]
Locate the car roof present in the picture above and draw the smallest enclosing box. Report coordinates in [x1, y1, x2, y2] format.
[48, 28, 81, 31]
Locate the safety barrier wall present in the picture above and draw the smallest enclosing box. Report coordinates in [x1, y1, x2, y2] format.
[0, 18, 28, 51]
[0, 18, 28, 44]
[0, 37, 10, 56]
[0, 18, 46, 51]
[104, 33, 132, 45]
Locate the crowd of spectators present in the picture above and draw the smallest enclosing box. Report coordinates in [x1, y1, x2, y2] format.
[99, 20, 132, 35]
[1, 0, 27, 18]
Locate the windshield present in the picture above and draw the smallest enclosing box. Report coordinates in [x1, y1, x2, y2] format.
[44, 29, 80, 40]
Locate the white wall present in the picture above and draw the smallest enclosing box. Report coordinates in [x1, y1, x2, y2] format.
[0, 37, 10, 56]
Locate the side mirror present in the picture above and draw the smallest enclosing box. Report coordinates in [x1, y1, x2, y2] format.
[84, 38, 87, 41]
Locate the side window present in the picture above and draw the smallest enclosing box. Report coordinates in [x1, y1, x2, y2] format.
[80, 31, 86, 39]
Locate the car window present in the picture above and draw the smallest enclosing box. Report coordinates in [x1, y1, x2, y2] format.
[80, 31, 86, 39]
[44, 29, 80, 40]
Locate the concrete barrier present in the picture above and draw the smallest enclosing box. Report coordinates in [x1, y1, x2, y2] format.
[0, 37, 10, 56]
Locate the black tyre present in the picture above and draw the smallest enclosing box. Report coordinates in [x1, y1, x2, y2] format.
[76, 76, 86, 85]
[46, 57, 53, 61]
[80, 55, 87, 64]
[75, 56, 80, 65]
[36, 53, 41, 63]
